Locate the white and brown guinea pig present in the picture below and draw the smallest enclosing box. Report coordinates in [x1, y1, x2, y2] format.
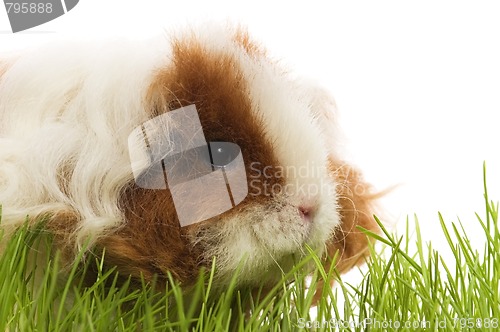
[0, 24, 378, 289]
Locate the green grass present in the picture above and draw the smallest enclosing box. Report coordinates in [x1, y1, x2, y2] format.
[1, 164, 499, 331]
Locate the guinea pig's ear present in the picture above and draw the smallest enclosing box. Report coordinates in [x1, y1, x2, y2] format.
[301, 83, 345, 157]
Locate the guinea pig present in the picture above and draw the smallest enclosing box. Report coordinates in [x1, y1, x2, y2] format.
[0, 24, 378, 291]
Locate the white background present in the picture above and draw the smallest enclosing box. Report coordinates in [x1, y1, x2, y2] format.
[1, 1, 500, 256]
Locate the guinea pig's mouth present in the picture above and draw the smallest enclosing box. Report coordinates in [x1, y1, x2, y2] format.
[185, 195, 339, 287]
[247, 203, 321, 256]
[272, 201, 317, 224]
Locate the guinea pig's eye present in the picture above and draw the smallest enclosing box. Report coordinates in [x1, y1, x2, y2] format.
[208, 141, 241, 168]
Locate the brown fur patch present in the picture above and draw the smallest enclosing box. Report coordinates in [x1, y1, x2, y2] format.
[96, 33, 283, 287]
[313, 158, 380, 302]
[0, 61, 10, 80]
[233, 28, 266, 57]
[43, 210, 80, 260]
[327, 159, 379, 271]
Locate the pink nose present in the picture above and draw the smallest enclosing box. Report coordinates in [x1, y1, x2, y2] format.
[298, 205, 314, 222]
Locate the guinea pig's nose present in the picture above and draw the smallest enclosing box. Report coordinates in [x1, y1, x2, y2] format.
[298, 205, 314, 223]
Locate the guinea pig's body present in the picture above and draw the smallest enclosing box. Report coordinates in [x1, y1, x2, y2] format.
[0, 25, 377, 289]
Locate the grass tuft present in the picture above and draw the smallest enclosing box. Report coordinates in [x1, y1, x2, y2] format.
[1, 165, 499, 331]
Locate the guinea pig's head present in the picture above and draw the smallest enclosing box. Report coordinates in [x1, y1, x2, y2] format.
[94, 27, 378, 289]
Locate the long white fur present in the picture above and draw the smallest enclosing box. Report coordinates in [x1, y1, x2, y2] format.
[0, 39, 166, 241]
[0, 25, 341, 285]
